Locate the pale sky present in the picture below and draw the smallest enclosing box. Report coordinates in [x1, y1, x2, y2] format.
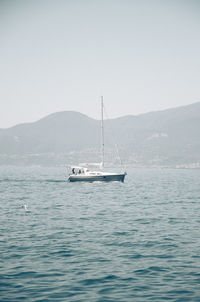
[0, 0, 200, 128]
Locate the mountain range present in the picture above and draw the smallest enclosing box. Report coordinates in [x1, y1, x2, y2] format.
[0, 102, 200, 167]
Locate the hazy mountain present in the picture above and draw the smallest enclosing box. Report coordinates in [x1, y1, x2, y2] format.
[0, 111, 99, 154]
[0, 102, 200, 166]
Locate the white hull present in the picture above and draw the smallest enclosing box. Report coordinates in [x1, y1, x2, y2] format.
[68, 172, 126, 183]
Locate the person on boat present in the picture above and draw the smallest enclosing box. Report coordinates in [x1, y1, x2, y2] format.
[79, 169, 81, 174]
[72, 168, 75, 174]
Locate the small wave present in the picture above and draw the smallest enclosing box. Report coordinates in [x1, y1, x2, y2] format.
[46, 179, 66, 183]
[49, 250, 74, 257]
[81, 274, 119, 286]
[0, 178, 66, 183]
[8, 271, 38, 278]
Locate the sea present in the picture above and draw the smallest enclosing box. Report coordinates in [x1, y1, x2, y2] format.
[0, 166, 200, 302]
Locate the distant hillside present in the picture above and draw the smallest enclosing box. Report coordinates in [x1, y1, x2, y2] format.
[0, 112, 99, 154]
[104, 102, 200, 166]
[0, 102, 200, 166]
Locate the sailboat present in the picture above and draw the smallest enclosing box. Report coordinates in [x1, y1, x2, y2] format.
[68, 97, 127, 182]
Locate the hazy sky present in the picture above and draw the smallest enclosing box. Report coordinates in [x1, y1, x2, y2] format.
[0, 0, 200, 128]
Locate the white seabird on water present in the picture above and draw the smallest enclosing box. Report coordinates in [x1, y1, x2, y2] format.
[23, 204, 30, 212]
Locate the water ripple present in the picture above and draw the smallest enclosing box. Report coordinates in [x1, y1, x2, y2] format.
[0, 167, 200, 301]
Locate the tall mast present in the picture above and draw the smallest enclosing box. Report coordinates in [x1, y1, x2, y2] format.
[101, 96, 104, 170]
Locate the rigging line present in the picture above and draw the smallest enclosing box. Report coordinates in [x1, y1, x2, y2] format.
[102, 101, 125, 171]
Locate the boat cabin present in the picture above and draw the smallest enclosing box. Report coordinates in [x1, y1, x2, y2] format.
[70, 166, 89, 175]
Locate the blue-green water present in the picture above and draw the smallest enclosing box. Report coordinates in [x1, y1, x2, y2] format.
[0, 166, 200, 301]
